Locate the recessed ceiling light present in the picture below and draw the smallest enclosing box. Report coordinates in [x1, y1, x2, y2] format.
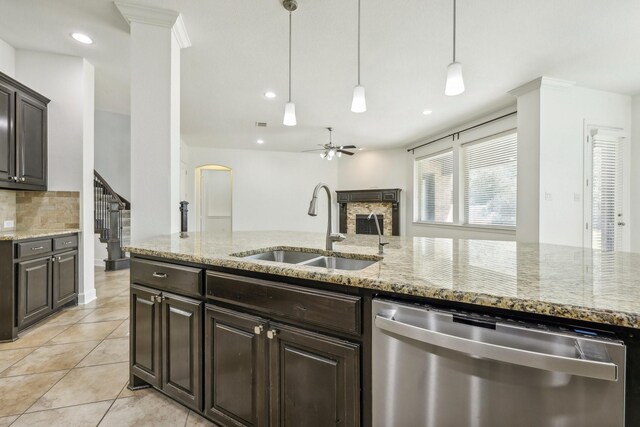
[422, 110, 433, 115]
[257, 139, 264, 144]
[71, 32, 93, 45]
[264, 91, 276, 99]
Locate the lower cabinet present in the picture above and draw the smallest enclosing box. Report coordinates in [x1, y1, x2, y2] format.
[269, 323, 360, 427]
[17, 256, 53, 327]
[130, 284, 203, 411]
[204, 304, 360, 427]
[53, 250, 78, 309]
[204, 305, 268, 426]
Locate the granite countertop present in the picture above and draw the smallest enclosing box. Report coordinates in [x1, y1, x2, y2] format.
[125, 231, 640, 329]
[0, 229, 81, 241]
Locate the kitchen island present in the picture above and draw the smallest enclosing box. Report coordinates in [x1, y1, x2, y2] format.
[126, 231, 640, 426]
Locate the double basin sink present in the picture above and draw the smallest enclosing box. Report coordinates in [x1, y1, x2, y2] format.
[239, 249, 379, 271]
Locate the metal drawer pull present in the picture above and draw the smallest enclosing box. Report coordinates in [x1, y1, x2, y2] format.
[31, 246, 45, 250]
[374, 314, 619, 382]
[63, 241, 73, 245]
[20, 177, 25, 182]
[152, 272, 167, 278]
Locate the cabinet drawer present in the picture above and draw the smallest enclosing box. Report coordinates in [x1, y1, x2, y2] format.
[53, 235, 78, 251]
[131, 259, 203, 298]
[16, 239, 52, 258]
[206, 271, 361, 335]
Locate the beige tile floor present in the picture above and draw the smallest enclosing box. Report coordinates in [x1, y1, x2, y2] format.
[0, 267, 214, 427]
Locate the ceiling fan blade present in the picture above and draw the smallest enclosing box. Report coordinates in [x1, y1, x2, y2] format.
[340, 145, 357, 149]
[338, 150, 355, 156]
[302, 149, 326, 152]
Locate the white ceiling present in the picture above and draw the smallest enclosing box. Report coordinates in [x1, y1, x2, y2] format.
[0, 0, 639, 152]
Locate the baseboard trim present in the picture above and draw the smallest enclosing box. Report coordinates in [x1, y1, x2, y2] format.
[78, 288, 97, 305]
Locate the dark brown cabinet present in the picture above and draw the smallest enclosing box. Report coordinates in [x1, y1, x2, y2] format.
[162, 293, 202, 411]
[0, 71, 49, 191]
[130, 284, 203, 411]
[131, 284, 162, 388]
[269, 323, 360, 427]
[204, 305, 268, 427]
[52, 250, 78, 309]
[17, 256, 53, 328]
[0, 80, 15, 184]
[16, 92, 47, 188]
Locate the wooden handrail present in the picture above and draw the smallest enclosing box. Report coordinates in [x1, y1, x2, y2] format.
[93, 170, 130, 210]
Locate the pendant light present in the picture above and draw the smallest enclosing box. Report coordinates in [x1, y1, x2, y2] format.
[351, 0, 366, 113]
[283, 0, 298, 126]
[445, 0, 465, 96]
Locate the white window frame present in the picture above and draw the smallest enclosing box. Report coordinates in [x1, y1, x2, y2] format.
[412, 128, 517, 231]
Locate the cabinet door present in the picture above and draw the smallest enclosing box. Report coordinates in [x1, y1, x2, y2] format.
[17, 256, 53, 328]
[0, 81, 15, 184]
[130, 284, 162, 388]
[269, 323, 360, 427]
[162, 293, 202, 411]
[52, 250, 78, 309]
[204, 305, 268, 427]
[16, 92, 46, 188]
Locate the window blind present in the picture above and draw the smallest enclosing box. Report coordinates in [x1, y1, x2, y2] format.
[415, 150, 453, 223]
[463, 133, 517, 227]
[591, 134, 623, 252]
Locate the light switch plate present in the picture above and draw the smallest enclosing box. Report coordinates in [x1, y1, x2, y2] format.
[3, 220, 14, 229]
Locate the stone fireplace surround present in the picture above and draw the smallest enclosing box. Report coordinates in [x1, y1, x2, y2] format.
[336, 189, 401, 236]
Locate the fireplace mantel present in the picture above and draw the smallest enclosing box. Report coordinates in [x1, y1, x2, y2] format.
[335, 189, 402, 236]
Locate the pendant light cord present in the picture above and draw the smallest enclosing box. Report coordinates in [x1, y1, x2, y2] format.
[288, 11, 292, 103]
[452, 0, 456, 62]
[357, 0, 361, 85]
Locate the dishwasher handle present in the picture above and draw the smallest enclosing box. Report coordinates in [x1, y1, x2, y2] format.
[374, 314, 619, 382]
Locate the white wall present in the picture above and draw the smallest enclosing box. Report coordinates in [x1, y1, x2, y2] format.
[15, 51, 96, 304]
[631, 95, 640, 253]
[181, 145, 339, 233]
[0, 38, 15, 77]
[514, 78, 632, 248]
[337, 148, 409, 236]
[95, 110, 131, 200]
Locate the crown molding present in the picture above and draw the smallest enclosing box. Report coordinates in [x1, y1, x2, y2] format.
[114, 1, 191, 48]
[508, 76, 575, 97]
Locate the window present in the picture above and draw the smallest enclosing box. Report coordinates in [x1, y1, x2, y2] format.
[415, 150, 453, 223]
[413, 130, 518, 228]
[463, 133, 517, 227]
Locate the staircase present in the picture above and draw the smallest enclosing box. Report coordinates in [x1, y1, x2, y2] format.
[94, 170, 131, 271]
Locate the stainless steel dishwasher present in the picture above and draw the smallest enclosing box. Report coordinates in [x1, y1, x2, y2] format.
[372, 299, 626, 427]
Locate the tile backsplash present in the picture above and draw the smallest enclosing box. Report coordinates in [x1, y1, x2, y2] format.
[0, 190, 80, 231]
[0, 191, 16, 230]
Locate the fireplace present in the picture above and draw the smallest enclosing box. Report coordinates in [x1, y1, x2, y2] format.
[356, 214, 383, 235]
[336, 189, 401, 236]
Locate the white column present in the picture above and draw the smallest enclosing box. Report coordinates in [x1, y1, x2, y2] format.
[115, 2, 190, 242]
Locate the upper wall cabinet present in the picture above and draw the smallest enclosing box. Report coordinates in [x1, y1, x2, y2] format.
[0, 71, 49, 191]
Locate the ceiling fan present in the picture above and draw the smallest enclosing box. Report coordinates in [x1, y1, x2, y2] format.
[302, 127, 357, 160]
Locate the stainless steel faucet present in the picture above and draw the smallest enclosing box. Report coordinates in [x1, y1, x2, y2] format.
[308, 183, 345, 251]
[368, 212, 388, 254]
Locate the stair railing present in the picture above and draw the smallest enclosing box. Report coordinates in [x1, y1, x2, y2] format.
[94, 170, 131, 269]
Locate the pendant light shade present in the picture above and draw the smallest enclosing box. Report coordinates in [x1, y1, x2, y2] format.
[351, 0, 366, 113]
[351, 85, 366, 113]
[283, 102, 297, 126]
[445, 0, 464, 96]
[445, 61, 464, 96]
[283, 1, 298, 126]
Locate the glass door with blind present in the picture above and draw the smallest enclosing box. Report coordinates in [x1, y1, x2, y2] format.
[584, 129, 628, 252]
